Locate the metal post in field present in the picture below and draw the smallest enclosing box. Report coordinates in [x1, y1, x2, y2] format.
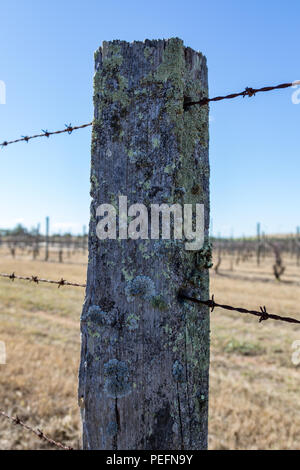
[79, 38, 210, 450]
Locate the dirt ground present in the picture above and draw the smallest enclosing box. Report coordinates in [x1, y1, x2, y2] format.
[0, 247, 299, 450]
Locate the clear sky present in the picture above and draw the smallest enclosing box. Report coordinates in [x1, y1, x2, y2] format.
[0, 0, 299, 237]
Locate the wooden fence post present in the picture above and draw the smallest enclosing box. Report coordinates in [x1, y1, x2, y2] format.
[82, 225, 87, 254]
[45, 216, 49, 262]
[256, 222, 261, 266]
[79, 38, 210, 450]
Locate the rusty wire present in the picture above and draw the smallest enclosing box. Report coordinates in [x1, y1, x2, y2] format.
[0, 272, 86, 288]
[179, 291, 300, 325]
[0, 409, 73, 450]
[1, 271, 300, 326]
[0, 80, 300, 148]
[0, 122, 92, 148]
[184, 80, 300, 108]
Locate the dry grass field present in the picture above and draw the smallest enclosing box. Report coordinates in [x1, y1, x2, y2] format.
[0, 247, 300, 450]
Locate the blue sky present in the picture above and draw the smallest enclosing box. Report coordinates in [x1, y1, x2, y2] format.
[0, 0, 299, 237]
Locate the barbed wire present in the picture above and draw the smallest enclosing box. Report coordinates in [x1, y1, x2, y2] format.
[1, 80, 300, 148]
[0, 122, 92, 149]
[184, 80, 300, 108]
[0, 409, 73, 450]
[0, 272, 86, 288]
[1, 271, 299, 325]
[179, 291, 300, 325]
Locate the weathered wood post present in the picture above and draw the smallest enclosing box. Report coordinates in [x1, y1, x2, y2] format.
[79, 38, 211, 450]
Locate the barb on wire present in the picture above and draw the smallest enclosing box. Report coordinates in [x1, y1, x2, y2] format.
[184, 80, 300, 108]
[0, 272, 86, 288]
[0, 409, 73, 450]
[0, 122, 92, 148]
[178, 290, 300, 325]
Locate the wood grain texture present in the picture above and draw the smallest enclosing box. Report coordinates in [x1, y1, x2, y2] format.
[79, 38, 210, 450]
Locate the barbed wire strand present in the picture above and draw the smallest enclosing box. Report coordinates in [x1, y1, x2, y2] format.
[1, 80, 300, 148]
[179, 291, 300, 325]
[0, 409, 73, 450]
[0, 122, 92, 148]
[184, 80, 300, 108]
[0, 272, 86, 288]
[1, 271, 299, 325]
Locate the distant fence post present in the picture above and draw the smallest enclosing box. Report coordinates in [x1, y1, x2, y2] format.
[256, 222, 261, 266]
[296, 226, 300, 266]
[82, 225, 86, 253]
[33, 222, 40, 260]
[79, 38, 210, 450]
[45, 217, 49, 261]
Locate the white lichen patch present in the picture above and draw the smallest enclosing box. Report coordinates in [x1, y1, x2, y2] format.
[125, 275, 156, 302]
[103, 359, 131, 398]
[85, 305, 115, 327]
[83, 306, 116, 339]
[151, 136, 160, 148]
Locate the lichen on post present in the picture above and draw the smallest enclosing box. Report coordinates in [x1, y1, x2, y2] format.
[79, 38, 210, 450]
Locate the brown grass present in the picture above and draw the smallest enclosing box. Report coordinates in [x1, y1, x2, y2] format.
[0, 247, 300, 449]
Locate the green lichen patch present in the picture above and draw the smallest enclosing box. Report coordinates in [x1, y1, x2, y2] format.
[151, 295, 168, 311]
[151, 136, 160, 149]
[196, 242, 213, 270]
[94, 43, 130, 115]
[154, 38, 185, 85]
